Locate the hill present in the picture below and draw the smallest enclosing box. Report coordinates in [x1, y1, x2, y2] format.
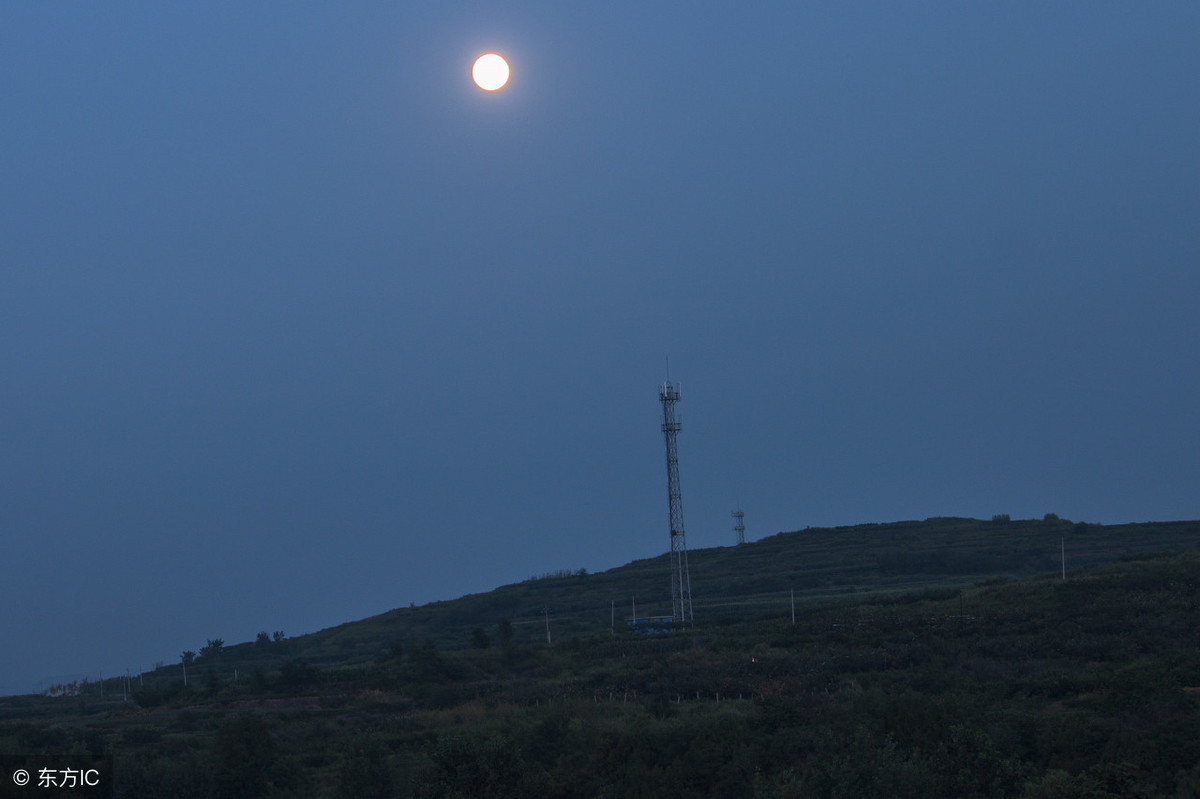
[3, 516, 1200, 797]
[22, 516, 1200, 695]
[233, 515, 1200, 671]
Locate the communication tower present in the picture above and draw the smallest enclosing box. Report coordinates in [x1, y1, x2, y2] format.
[659, 379, 693, 623]
[732, 508, 745, 546]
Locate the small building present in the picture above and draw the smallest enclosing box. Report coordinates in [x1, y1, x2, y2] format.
[626, 615, 676, 635]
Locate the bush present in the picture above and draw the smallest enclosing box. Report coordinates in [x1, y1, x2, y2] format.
[134, 681, 185, 708]
[214, 716, 278, 798]
[278, 660, 319, 691]
[498, 618, 514, 649]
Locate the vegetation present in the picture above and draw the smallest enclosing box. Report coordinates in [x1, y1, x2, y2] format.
[199, 639, 225, 660]
[2, 517, 1200, 796]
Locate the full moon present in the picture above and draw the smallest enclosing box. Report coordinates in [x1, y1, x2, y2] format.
[472, 53, 510, 91]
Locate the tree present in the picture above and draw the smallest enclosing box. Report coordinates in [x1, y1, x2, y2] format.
[272, 630, 286, 643]
[409, 639, 451, 681]
[278, 660, 318, 691]
[498, 618, 514, 650]
[214, 715, 278, 798]
[200, 638, 224, 659]
[416, 733, 546, 797]
[336, 739, 393, 799]
[256, 632, 271, 647]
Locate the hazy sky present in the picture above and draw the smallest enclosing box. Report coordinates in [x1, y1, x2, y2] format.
[2, 3, 1197, 696]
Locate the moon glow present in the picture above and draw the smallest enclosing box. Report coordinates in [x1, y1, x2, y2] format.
[472, 53, 510, 91]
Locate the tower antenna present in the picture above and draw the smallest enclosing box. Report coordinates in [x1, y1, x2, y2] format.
[732, 505, 746, 547]
[659, 375, 693, 623]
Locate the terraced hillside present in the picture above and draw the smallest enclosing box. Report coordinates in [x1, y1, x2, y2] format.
[8, 516, 1200, 700]
[188, 516, 1200, 679]
[4, 534, 1200, 797]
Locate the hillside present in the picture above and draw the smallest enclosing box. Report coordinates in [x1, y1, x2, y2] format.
[20, 516, 1196, 694]
[233, 515, 1200, 671]
[3, 519, 1200, 796]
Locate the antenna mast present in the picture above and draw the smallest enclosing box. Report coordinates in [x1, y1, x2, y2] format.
[732, 507, 745, 546]
[659, 378, 693, 623]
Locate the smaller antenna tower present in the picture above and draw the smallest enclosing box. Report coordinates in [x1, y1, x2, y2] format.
[732, 507, 745, 546]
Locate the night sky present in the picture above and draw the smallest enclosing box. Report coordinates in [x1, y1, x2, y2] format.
[2, 3, 1197, 696]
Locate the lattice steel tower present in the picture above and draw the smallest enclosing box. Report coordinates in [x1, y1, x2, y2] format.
[659, 379, 693, 623]
[732, 508, 745, 546]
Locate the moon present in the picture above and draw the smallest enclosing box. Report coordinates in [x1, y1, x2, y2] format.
[472, 53, 510, 91]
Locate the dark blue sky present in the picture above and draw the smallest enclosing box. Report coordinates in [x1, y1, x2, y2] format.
[2, 3, 1197, 695]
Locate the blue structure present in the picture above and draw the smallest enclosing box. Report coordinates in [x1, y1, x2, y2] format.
[627, 615, 676, 635]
